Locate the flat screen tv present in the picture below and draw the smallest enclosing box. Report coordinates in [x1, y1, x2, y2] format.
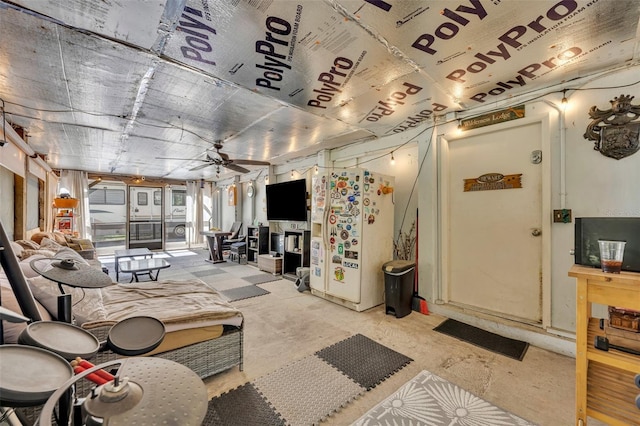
[266, 179, 307, 222]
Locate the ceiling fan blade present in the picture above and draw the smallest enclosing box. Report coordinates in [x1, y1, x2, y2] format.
[232, 159, 271, 166]
[156, 156, 205, 161]
[218, 151, 229, 161]
[224, 163, 250, 173]
[189, 163, 213, 171]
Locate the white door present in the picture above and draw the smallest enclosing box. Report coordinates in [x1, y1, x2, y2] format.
[444, 121, 544, 323]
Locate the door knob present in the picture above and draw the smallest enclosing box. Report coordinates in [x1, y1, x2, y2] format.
[531, 228, 542, 237]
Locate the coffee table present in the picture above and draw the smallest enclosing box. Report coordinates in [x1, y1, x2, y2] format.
[114, 248, 153, 281]
[118, 258, 171, 283]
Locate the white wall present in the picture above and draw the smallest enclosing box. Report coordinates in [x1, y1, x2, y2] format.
[416, 65, 640, 339]
[215, 65, 639, 341]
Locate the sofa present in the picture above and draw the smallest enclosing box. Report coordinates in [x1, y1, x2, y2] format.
[1, 234, 244, 423]
[23, 229, 97, 260]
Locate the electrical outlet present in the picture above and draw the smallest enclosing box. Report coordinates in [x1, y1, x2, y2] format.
[553, 209, 572, 223]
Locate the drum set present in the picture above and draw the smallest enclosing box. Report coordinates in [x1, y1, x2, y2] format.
[0, 314, 208, 425]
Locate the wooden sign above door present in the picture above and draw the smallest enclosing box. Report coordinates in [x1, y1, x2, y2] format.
[463, 173, 522, 192]
[460, 105, 525, 131]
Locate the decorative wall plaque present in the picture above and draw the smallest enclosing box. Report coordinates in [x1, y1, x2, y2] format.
[584, 94, 640, 160]
[460, 105, 525, 131]
[463, 173, 522, 192]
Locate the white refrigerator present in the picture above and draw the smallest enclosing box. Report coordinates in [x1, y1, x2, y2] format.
[309, 168, 395, 311]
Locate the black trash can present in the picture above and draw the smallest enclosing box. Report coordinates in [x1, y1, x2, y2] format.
[382, 260, 415, 318]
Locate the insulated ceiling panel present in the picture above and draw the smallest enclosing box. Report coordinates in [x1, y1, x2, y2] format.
[1, 0, 639, 181]
[10, 0, 171, 50]
[335, 0, 640, 108]
[162, 0, 418, 111]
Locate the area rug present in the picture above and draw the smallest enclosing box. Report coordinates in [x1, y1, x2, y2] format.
[434, 318, 529, 361]
[100, 249, 282, 297]
[205, 334, 412, 425]
[221, 284, 270, 302]
[353, 370, 537, 426]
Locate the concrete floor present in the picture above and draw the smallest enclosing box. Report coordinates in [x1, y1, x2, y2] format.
[202, 276, 580, 426]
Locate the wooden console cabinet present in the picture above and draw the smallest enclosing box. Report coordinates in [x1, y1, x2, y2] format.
[258, 254, 282, 275]
[568, 265, 640, 426]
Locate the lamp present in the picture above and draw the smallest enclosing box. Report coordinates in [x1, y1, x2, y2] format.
[390, 152, 395, 165]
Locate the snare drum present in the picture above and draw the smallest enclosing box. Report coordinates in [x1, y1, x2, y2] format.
[108, 316, 165, 356]
[0, 345, 73, 407]
[18, 321, 100, 361]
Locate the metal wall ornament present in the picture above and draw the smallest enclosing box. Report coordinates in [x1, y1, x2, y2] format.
[584, 94, 640, 160]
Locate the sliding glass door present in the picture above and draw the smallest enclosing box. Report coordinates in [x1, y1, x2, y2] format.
[127, 186, 163, 250]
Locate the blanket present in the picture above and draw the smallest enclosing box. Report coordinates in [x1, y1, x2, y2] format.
[28, 277, 242, 329]
[81, 279, 243, 329]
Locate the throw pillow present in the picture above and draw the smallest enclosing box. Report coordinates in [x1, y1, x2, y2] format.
[39, 237, 65, 251]
[15, 239, 40, 250]
[51, 232, 69, 245]
[10, 241, 25, 259]
[55, 247, 90, 265]
[20, 248, 57, 260]
[71, 238, 95, 251]
[19, 254, 53, 278]
[30, 232, 55, 245]
[1, 273, 53, 343]
[28, 276, 103, 324]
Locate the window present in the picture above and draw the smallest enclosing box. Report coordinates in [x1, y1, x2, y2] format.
[89, 188, 125, 205]
[172, 190, 186, 206]
[153, 190, 162, 206]
[137, 192, 148, 205]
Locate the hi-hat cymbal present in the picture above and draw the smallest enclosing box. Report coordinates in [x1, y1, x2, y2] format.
[82, 357, 207, 425]
[30, 258, 113, 288]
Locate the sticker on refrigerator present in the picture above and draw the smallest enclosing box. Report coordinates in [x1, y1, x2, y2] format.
[344, 261, 358, 269]
[332, 255, 342, 264]
[334, 267, 345, 282]
[345, 250, 358, 259]
[314, 267, 322, 277]
[338, 243, 343, 254]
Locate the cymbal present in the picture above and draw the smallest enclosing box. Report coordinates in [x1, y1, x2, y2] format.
[82, 357, 207, 425]
[30, 257, 113, 288]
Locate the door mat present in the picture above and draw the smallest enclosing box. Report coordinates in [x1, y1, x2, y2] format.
[353, 369, 537, 426]
[205, 334, 412, 425]
[221, 285, 270, 302]
[434, 319, 529, 361]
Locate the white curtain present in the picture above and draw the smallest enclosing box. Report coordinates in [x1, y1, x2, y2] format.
[186, 181, 204, 246]
[60, 170, 91, 239]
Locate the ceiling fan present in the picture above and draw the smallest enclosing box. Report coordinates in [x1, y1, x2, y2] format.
[158, 141, 270, 174]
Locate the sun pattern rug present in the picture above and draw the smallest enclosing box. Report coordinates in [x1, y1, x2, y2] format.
[205, 334, 412, 426]
[353, 370, 537, 426]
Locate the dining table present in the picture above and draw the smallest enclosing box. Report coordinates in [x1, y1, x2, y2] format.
[200, 231, 232, 264]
